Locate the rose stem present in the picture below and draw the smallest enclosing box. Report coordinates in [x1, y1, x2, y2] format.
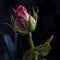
[28, 32, 38, 60]
[28, 32, 34, 48]
[35, 54, 38, 60]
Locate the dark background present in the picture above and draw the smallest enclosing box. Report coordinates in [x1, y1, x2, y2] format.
[0, 0, 60, 60]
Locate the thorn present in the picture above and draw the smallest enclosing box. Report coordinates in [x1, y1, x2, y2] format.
[50, 35, 54, 41]
[47, 35, 54, 43]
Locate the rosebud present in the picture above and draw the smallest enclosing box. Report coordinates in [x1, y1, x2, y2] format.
[12, 5, 38, 35]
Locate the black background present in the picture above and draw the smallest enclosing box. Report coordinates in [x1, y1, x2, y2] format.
[0, 0, 60, 60]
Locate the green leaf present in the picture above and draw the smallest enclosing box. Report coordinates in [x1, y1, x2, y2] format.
[22, 35, 53, 60]
[22, 43, 51, 60]
[23, 49, 39, 60]
[38, 43, 51, 57]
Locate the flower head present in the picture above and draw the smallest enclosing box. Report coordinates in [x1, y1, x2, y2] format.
[12, 5, 38, 35]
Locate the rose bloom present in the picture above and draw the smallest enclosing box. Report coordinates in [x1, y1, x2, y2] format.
[13, 5, 36, 35]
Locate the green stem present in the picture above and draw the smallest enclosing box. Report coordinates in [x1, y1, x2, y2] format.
[28, 32, 34, 48]
[28, 32, 38, 60]
[35, 55, 38, 60]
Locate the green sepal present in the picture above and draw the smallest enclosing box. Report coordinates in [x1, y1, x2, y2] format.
[11, 14, 14, 26]
[4, 23, 14, 30]
[14, 26, 28, 36]
[32, 6, 38, 22]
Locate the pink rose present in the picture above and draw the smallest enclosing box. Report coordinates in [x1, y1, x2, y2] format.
[13, 5, 37, 35]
